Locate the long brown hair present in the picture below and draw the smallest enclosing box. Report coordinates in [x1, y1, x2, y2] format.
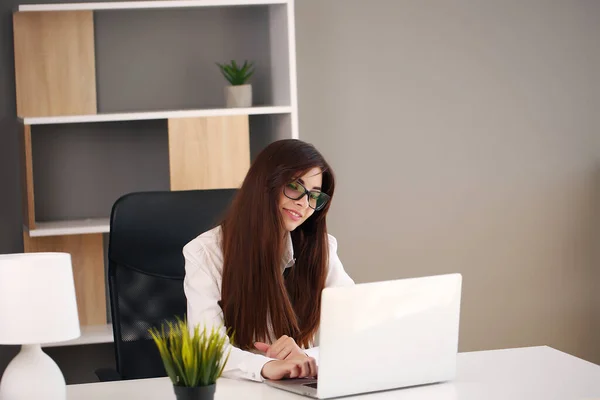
[220, 139, 335, 350]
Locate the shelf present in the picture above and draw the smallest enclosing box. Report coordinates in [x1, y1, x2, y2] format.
[14, 0, 298, 348]
[27, 218, 110, 237]
[42, 324, 114, 347]
[20, 106, 293, 126]
[17, 0, 288, 12]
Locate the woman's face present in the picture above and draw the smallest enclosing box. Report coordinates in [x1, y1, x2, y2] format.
[279, 167, 324, 232]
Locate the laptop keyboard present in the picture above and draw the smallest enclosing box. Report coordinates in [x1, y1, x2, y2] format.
[303, 382, 318, 389]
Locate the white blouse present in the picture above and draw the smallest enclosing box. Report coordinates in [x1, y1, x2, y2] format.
[182, 225, 355, 382]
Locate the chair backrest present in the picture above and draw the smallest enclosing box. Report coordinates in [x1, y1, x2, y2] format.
[107, 189, 237, 380]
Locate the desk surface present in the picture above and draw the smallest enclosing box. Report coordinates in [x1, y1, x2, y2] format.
[67, 346, 600, 400]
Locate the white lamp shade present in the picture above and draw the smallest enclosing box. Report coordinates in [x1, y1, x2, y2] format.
[0, 252, 80, 345]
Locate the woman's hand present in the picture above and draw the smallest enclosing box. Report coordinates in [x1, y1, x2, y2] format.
[261, 357, 318, 380]
[254, 335, 306, 360]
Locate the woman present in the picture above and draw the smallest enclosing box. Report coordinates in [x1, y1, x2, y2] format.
[183, 139, 354, 382]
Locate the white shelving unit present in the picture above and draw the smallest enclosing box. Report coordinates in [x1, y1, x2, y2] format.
[17, 0, 289, 12]
[42, 324, 114, 348]
[15, 0, 300, 347]
[27, 218, 111, 237]
[21, 105, 293, 126]
[19, 0, 299, 232]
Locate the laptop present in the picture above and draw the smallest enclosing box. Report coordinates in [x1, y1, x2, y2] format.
[265, 273, 462, 399]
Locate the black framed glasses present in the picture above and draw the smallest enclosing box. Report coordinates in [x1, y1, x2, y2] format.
[283, 181, 331, 211]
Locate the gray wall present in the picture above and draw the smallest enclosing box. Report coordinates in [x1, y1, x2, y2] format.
[94, 7, 275, 112]
[0, 2, 24, 256]
[32, 120, 170, 221]
[296, 0, 600, 364]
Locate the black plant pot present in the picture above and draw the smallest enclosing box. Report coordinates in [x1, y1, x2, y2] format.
[173, 384, 216, 400]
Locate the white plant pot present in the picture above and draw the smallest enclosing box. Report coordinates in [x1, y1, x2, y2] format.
[225, 84, 252, 108]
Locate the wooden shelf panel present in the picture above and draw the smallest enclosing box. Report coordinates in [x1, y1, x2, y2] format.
[21, 105, 292, 125]
[17, 0, 289, 12]
[23, 233, 107, 326]
[42, 324, 114, 347]
[20, 123, 36, 229]
[27, 218, 110, 237]
[13, 11, 97, 118]
[168, 115, 251, 190]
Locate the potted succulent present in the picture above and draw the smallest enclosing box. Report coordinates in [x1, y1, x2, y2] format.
[216, 60, 255, 108]
[149, 318, 231, 400]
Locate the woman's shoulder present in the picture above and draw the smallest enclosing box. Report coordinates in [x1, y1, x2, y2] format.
[183, 225, 224, 261]
[325, 232, 355, 286]
[327, 233, 339, 252]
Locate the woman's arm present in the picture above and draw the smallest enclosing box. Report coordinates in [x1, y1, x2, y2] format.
[183, 241, 275, 382]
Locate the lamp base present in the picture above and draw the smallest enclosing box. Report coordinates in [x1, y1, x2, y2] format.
[0, 344, 66, 400]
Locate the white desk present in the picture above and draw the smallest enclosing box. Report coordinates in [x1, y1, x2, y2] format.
[67, 346, 600, 400]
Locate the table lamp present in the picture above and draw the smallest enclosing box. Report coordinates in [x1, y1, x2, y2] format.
[0, 252, 81, 400]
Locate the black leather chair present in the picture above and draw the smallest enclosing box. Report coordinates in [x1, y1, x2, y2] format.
[96, 189, 237, 381]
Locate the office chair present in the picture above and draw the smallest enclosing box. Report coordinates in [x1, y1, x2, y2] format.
[95, 189, 237, 382]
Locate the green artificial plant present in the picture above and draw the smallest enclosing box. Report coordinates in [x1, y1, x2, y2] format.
[149, 317, 232, 387]
[216, 60, 255, 85]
